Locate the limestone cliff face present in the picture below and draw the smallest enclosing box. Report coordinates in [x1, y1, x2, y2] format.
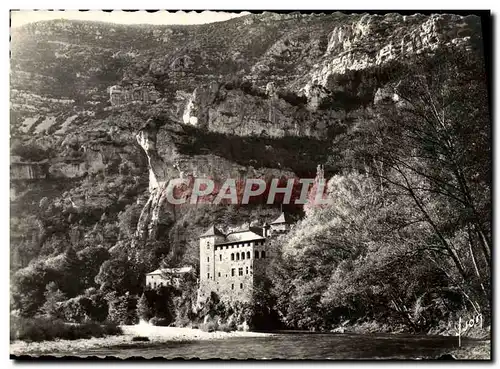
[181, 82, 362, 139]
[10, 12, 484, 254]
[302, 13, 479, 96]
[134, 119, 296, 245]
[178, 13, 479, 139]
[134, 120, 179, 243]
[10, 158, 49, 180]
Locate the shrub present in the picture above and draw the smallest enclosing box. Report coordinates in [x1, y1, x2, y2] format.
[199, 321, 219, 332]
[106, 293, 138, 325]
[10, 316, 122, 342]
[149, 317, 171, 326]
[61, 296, 93, 322]
[131, 336, 150, 342]
[218, 323, 235, 333]
[174, 315, 191, 328]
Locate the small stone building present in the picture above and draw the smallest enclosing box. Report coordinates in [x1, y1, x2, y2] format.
[145, 266, 194, 289]
[198, 212, 290, 303]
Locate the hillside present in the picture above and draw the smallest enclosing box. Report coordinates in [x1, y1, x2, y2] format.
[9, 12, 490, 335]
[10, 9, 483, 265]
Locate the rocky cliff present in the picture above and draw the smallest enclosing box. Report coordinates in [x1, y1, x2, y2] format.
[10, 11, 484, 263]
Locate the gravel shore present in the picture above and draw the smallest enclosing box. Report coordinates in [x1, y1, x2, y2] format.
[448, 340, 491, 360]
[10, 324, 273, 357]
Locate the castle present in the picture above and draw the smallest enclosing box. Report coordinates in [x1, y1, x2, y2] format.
[197, 212, 290, 303]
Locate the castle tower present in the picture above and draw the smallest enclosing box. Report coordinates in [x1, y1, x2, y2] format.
[199, 225, 225, 299]
[269, 212, 290, 235]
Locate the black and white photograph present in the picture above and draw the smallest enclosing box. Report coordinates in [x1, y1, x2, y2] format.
[8, 8, 492, 360]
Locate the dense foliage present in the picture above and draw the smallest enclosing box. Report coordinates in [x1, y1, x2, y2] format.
[10, 316, 121, 342]
[266, 48, 490, 332]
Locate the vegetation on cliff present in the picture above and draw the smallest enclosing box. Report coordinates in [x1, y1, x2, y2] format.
[265, 48, 490, 333]
[10, 13, 489, 337]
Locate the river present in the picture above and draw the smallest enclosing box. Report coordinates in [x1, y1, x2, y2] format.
[56, 332, 481, 359]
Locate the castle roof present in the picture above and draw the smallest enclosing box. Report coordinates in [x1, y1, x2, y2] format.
[146, 266, 193, 276]
[225, 230, 265, 242]
[271, 212, 289, 225]
[249, 226, 267, 237]
[200, 225, 225, 238]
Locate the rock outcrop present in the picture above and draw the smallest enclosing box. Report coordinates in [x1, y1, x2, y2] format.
[10, 157, 49, 180]
[9, 11, 484, 254]
[134, 118, 297, 245]
[301, 13, 479, 98]
[109, 84, 160, 106]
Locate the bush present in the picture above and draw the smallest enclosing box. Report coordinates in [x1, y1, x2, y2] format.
[174, 315, 191, 328]
[149, 317, 171, 326]
[106, 293, 138, 325]
[61, 296, 93, 323]
[199, 320, 219, 332]
[218, 322, 236, 333]
[131, 336, 150, 342]
[10, 316, 122, 342]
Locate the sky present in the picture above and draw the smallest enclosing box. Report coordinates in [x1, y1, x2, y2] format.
[10, 10, 250, 28]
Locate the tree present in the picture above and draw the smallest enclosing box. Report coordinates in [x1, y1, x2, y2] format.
[41, 282, 66, 319]
[95, 257, 140, 294]
[137, 293, 152, 322]
[78, 246, 110, 290]
[11, 262, 60, 317]
[106, 292, 138, 325]
[61, 296, 93, 323]
[355, 48, 491, 314]
[59, 246, 83, 297]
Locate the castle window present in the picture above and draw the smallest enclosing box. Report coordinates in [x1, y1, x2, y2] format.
[232, 245, 234, 249]
[160, 282, 163, 287]
[240, 283, 243, 289]
[153, 282, 157, 288]
[247, 251, 251, 259]
[207, 273, 210, 279]
[241, 252, 245, 260]
[261, 251, 266, 259]
[207, 256, 210, 262]
[231, 253, 234, 261]
[207, 241, 210, 249]
[231, 268, 235, 276]
[238, 267, 243, 276]
[219, 255, 222, 261]
[231, 284, 234, 290]
[246, 266, 249, 275]
[218, 272, 221, 277]
[255, 251, 260, 259]
[236, 253, 240, 261]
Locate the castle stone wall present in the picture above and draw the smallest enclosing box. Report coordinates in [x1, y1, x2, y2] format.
[198, 238, 270, 303]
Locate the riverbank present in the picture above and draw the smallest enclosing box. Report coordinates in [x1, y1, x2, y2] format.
[11, 324, 490, 359]
[10, 324, 274, 357]
[447, 339, 491, 360]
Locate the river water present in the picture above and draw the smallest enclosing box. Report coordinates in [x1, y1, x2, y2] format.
[61, 332, 481, 359]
